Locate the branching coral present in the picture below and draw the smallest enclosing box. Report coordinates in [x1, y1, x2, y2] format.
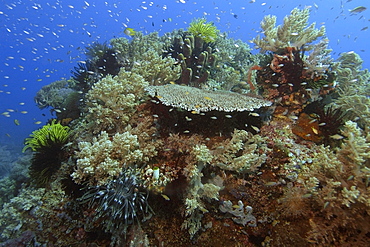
[130, 49, 181, 85]
[252, 8, 326, 52]
[84, 68, 148, 133]
[331, 52, 370, 128]
[72, 123, 159, 186]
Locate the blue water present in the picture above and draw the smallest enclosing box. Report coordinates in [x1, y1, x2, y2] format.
[0, 0, 368, 150]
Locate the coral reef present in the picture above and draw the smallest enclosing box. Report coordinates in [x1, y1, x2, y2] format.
[0, 145, 12, 178]
[9, 7, 370, 247]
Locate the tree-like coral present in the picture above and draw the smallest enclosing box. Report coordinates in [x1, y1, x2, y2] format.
[252, 8, 326, 52]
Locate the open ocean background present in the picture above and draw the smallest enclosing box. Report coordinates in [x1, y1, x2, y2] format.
[0, 0, 368, 152]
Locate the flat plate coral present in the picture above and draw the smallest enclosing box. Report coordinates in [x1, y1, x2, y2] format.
[145, 84, 272, 113]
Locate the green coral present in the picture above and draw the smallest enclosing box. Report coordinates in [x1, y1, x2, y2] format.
[187, 18, 219, 43]
[22, 120, 70, 153]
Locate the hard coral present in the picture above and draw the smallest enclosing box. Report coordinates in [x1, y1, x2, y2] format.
[252, 8, 325, 52]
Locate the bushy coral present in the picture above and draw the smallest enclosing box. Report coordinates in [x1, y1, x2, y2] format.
[130, 49, 181, 85]
[84, 68, 148, 133]
[211, 129, 270, 172]
[331, 52, 370, 128]
[72, 124, 159, 186]
[72, 130, 142, 185]
[252, 8, 326, 52]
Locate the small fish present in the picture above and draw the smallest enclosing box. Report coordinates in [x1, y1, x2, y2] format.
[161, 194, 170, 201]
[349, 6, 367, 14]
[311, 127, 319, 135]
[251, 125, 260, 133]
[330, 134, 344, 140]
[361, 26, 368, 31]
[302, 193, 312, 198]
[14, 119, 20, 125]
[249, 112, 260, 117]
[124, 27, 136, 36]
[34, 121, 42, 125]
[265, 181, 277, 186]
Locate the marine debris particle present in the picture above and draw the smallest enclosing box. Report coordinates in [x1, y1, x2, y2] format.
[145, 84, 272, 112]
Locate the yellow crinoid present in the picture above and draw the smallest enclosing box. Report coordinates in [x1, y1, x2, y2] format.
[187, 18, 219, 43]
[23, 119, 70, 153]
